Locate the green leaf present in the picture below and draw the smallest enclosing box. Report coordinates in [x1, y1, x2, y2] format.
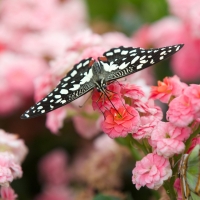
[93, 194, 121, 200]
[190, 191, 200, 200]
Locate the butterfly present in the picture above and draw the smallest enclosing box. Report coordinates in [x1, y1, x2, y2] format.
[179, 144, 200, 200]
[21, 44, 184, 119]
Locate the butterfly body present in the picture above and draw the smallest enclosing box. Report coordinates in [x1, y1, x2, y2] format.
[21, 44, 184, 119]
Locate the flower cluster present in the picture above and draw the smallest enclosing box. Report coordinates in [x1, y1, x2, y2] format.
[0, 129, 28, 200]
[91, 75, 200, 199]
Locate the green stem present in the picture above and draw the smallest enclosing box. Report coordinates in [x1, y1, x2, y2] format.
[163, 180, 177, 200]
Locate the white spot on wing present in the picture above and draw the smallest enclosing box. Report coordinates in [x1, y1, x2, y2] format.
[83, 60, 89, 66]
[50, 105, 54, 109]
[119, 62, 130, 70]
[150, 59, 155, 64]
[131, 56, 140, 64]
[43, 98, 47, 102]
[80, 68, 93, 84]
[121, 50, 128, 55]
[160, 51, 166, 55]
[55, 99, 62, 103]
[41, 110, 45, 113]
[71, 70, 77, 77]
[159, 56, 164, 60]
[101, 61, 118, 72]
[106, 52, 113, 56]
[38, 106, 43, 110]
[61, 100, 67, 104]
[154, 50, 158, 53]
[69, 84, 81, 91]
[130, 53, 137, 56]
[130, 49, 136, 53]
[176, 46, 181, 51]
[77, 63, 82, 69]
[137, 64, 143, 69]
[60, 89, 68, 94]
[25, 114, 29, 118]
[140, 55, 146, 60]
[55, 95, 61, 99]
[114, 49, 120, 53]
[140, 60, 148, 64]
[64, 77, 71, 82]
[50, 99, 54, 103]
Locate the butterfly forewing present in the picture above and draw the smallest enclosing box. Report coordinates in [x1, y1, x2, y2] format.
[21, 58, 95, 119]
[102, 44, 184, 81]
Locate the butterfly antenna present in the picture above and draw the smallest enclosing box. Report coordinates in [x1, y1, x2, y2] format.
[101, 88, 122, 117]
[105, 87, 135, 117]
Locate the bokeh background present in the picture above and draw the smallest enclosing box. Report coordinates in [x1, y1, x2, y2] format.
[0, 0, 199, 199]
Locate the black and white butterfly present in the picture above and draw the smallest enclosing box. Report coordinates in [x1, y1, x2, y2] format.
[21, 44, 184, 119]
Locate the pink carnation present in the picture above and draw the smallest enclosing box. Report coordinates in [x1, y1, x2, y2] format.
[0, 186, 17, 200]
[174, 178, 183, 200]
[0, 153, 22, 185]
[0, 129, 28, 164]
[184, 84, 200, 113]
[120, 82, 144, 100]
[72, 107, 101, 139]
[101, 105, 140, 138]
[187, 136, 200, 154]
[167, 95, 194, 127]
[151, 121, 191, 158]
[92, 83, 123, 112]
[132, 153, 172, 190]
[150, 76, 187, 103]
[133, 100, 163, 140]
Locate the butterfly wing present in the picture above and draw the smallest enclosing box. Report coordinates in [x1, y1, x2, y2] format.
[186, 144, 200, 195]
[101, 44, 184, 81]
[21, 58, 95, 119]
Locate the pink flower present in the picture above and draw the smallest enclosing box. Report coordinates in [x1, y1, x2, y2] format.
[0, 186, 17, 200]
[133, 100, 163, 140]
[46, 108, 67, 134]
[92, 83, 123, 112]
[72, 107, 101, 139]
[132, 153, 172, 190]
[120, 82, 144, 100]
[38, 149, 69, 186]
[0, 129, 28, 164]
[150, 76, 187, 103]
[0, 52, 47, 116]
[167, 95, 194, 127]
[187, 136, 200, 153]
[174, 178, 183, 200]
[184, 84, 200, 112]
[0, 153, 22, 185]
[101, 105, 140, 138]
[171, 33, 200, 81]
[151, 122, 191, 158]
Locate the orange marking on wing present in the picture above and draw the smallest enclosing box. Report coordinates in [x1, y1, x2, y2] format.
[88, 59, 95, 67]
[98, 56, 108, 62]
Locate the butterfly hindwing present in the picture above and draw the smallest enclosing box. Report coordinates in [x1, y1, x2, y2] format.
[179, 144, 200, 200]
[102, 44, 184, 81]
[21, 58, 95, 119]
